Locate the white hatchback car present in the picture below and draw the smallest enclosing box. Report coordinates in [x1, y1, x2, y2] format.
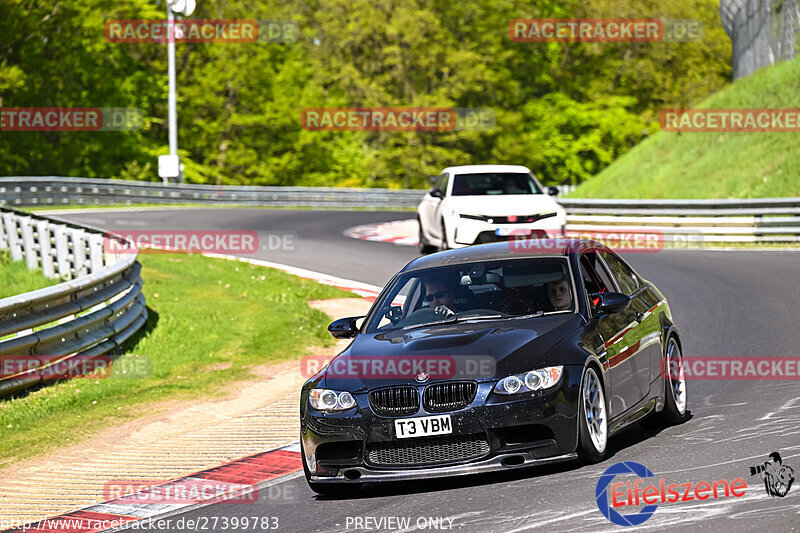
[417, 165, 566, 253]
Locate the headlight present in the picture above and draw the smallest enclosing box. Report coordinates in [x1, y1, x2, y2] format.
[494, 366, 563, 395]
[497, 375, 522, 394]
[309, 389, 356, 411]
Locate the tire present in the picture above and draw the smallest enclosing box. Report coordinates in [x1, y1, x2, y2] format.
[301, 439, 362, 495]
[640, 336, 687, 428]
[577, 366, 609, 464]
[417, 218, 437, 254]
[658, 337, 688, 425]
[439, 220, 450, 251]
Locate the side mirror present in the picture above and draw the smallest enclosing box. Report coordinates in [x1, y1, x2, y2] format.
[591, 292, 631, 314]
[547, 186, 560, 196]
[430, 189, 443, 199]
[328, 316, 363, 339]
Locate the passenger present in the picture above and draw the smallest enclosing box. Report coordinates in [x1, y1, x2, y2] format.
[547, 278, 571, 311]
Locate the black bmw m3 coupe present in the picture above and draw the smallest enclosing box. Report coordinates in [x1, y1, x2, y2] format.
[300, 239, 687, 494]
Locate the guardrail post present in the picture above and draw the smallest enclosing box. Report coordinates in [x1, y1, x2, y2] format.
[754, 213, 763, 240]
[88, 233, 105, 272]
[54, 224, 72, 279]
[2, 212, 23, 261]
[70, 228, 88, 277]
[0, 211, 7, 250]
[36, 219, 55, 278]
[20, 216, 39, 271]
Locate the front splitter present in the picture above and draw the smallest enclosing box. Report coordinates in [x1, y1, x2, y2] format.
[310, 452, 578, 483]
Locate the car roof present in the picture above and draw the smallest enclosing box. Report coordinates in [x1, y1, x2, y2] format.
[441, 164, 532, 175]
[401, 239, 612, 273]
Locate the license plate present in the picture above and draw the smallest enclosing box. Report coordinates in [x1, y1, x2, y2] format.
[495, 227, 531, 236]
[394, 414, 452, 439]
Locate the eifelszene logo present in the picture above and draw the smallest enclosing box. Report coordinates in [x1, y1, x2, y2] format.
[750, 452, 795, 497]
[596, 461, 748, 526]
[596, 462, 658, 526]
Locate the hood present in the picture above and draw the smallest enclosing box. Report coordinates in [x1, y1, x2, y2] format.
[444, 194, 561, 217]
[321, 314, 582, 392]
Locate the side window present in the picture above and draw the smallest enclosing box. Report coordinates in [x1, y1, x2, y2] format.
[602, 252, 639, 295]
[434, 174, 448, 194]
[375, 278, 416, 329]
[579, 253, 617, 295]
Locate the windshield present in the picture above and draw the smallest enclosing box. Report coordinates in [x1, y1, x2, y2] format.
[364, 257, 574, 334]
[451, 172, 543, 196]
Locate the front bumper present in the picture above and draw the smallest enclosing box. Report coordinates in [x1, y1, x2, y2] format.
[452, 218, 566, 248]
[301, 366, 581, 482]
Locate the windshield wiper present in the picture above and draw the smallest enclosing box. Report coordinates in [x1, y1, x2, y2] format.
[402, 314, 504, 331]
[510, 310, 545, 319]
[510, 310, 573, 320]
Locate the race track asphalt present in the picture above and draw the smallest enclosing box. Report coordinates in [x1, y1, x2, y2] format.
[59, 208, 800, 533]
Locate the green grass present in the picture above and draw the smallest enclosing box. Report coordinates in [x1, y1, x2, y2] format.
[570, 59, 800, 199]
[0, 253, 358, 466]
[0, 251, 60, 299]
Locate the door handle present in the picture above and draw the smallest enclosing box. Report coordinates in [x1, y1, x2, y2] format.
[634, 312, 644, 323]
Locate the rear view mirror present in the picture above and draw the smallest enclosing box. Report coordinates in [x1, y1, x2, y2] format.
[430, 189, 443, 199]
[328, 316, 363, 339]
[591, 292, 631, 314]
[548, 186, 559, 196]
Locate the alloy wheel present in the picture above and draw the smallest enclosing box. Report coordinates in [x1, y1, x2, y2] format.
[583, 368, 607, 453]
[666, 338, 687, 414]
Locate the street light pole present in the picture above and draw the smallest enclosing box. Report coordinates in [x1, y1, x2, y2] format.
[159, 0, 194, 184]
[166, 2, 179, 182]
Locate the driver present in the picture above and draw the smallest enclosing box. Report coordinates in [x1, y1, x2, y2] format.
[423, 276, 457, 317]
[502, 176, 525, 194]
[546, 278, 571, 311]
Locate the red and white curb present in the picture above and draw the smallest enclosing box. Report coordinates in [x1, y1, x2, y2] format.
[346, 220, 418, 247]
[203, 254, 383, 301]
[4, 443, 303, 533]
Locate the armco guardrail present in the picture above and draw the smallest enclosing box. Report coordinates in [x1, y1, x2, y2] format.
[560, 198, 800, 243]
[2, 176, 799, 244]
[0, 176, 424, 209]
[0, 206, 147, 397]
